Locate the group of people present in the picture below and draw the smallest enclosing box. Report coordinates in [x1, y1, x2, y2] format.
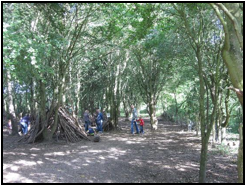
[83, 108, 104, 135]
[83, 105, 144, 136]
[8, 105, 144, 137]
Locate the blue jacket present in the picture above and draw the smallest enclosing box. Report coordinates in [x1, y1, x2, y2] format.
[96, 112, 104, 123]
[21, 116, 30, 125]
[88, 128, 95, 134]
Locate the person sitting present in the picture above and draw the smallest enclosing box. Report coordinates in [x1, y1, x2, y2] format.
[86, 127, 96, 136]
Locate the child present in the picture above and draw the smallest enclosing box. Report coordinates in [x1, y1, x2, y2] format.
[86, 126, 96, 136]
[137, 116, 144, 134]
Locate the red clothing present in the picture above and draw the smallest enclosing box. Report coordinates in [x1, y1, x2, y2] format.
[137, 118, 144, 126]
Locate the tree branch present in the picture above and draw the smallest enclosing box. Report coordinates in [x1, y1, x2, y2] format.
[210, 3, 230, 50]
[215, 3, 243, 50]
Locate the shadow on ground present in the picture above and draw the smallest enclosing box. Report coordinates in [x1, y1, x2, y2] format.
[3, 118, 237, 183]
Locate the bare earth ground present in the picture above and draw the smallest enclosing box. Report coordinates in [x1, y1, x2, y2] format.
[3, 117, 238, 183]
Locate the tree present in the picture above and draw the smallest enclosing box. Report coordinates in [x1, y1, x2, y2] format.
[171, 3, 227, 182]
[131, 31, 173, 130]
[210, 3, 243, 107]
[3, 3, 243, 182]
[210, 3, 243, 183]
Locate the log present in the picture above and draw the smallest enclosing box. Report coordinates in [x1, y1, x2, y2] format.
[93, 135, 100, 142]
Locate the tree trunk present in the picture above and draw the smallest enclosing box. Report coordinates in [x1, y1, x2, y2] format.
[211, 121, 216, 148]
[111, 93, 119, 128]
[174, 91, 178, 117]
[3, 106, 7, 119]
[215, 107, 220, 142]
[123, 100, 130, 121]
[195, 114, 200, 136]
[221, 127, 227, 144]
[149, 99, 157, 130]
[212, 3, 243, 107]
[39, 80, 49, 141]
[199, 137, 209, 183]
[196, 47, 207, 183]
[30, 78, 35, 116]
[62, 71, 69, 105]
[75, 68, 81, 115]
[215, 121, 219, 142]
[6, 70, 18, 135]
[217, 115, 222, 143]
[237, 123, 243, 183]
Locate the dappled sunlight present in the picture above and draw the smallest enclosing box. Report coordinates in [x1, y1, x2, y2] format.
[107, 155, 118, 160]
[126, 141, 141, 144]
[88, 149, 103, 153]
[15, 160, 37, 166]
[4, 172, 34, 183]
[30, 147, 41, 151]
[82, 163, 89, 166]
[3, 163, 20, 172]
[175, 163, 199, 172]
[85, 159, 93, 163]
[3, 151, 28, 156]
[53, 151, 66, 156]
[3, 172, 21, 182]
[99, 156, 105, 160]
[29, 172, 62, 183]
[3, 117, 238, 183]
[77, 145, 89, 149]
[10, 165, 19, 171]
[106, 136, 129, 142]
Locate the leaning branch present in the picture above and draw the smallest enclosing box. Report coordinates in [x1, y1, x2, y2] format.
[215, 3, 243, 50]
[210, 3, 230, 51]
[227, 87, 243, 97]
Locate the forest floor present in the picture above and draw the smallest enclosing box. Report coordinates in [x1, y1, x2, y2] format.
[3, 117, 238, 183]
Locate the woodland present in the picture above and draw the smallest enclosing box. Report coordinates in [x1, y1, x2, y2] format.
[3, 3, 244, 183]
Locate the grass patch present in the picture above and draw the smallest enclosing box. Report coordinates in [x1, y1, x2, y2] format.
[210, 143, 237, 156]
[216, 144, 231, 156]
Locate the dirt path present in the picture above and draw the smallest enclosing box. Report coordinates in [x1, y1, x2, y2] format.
[3, 118, 238, 183]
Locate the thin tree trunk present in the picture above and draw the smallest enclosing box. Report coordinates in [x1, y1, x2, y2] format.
[221, 127, 227, 144]
[196, 48, 207, 183]
[75, 68, 81, 115]
[123, 100, 129, 121]
[6, 70, 18, 135]
[237, 123, 243, 183]
[211, 120, 216, 148]
[30, 79, 35, 116]
[149, 99, 157, 130]
[199, 137, 209, 183]
[39, 80, 49, 141]
[196, 115, 200, 136]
